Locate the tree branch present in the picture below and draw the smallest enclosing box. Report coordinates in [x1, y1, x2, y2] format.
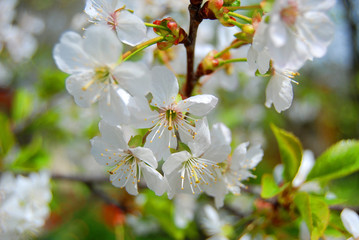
[183, 1, 203, 98]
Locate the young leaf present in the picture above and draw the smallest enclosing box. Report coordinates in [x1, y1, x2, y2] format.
[294, 192, 330, 240]
[307, 140, 359, 182]
[261, 173, 289, 199]
[271, 124, 303, 182]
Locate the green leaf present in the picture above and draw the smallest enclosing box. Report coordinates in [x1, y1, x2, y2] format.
[10, 136, 50, 171]
[294, 192, 330, 240]
[294, 192, 313, 233]
[0, 113, 15, 158]
[12, 89, 34, 123]
[261, 173, 289, 199]
[307, 140, 359, 182]
[271, 124, 303, 181]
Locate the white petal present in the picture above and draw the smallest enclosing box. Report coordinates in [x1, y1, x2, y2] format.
[177, 95, 218, 116]
[65, 72, 103, 107]
[83, 25, 122, 65]
[211, 123, 231, 145]
[144, 126, 176, 161]
[188, 118, 211, 157]
[300, 0, 336, 11]
[269, 17, 287, 48]
[140, 163, 167, 196]
[292, 150, 315, 187]
[265, 73, 293, 113]
[53, 31, 93, 74]
[90, 136, 125, 166]
[205, 180, 227, 208]
[128, 97, 158, 128]
[150, 66, 178, 108]
[247, 46, 258, 73]
[257, 50, 271, 74]
[231, 142, 249, 170]
[162, 151, 191, 175]
[341, 208, 359, 238]
[116, 11, 147, 46]
[299, 12, 334, 58]
[113, 62, 150, 96]
[98, 120, 127, 149]
[99, 86, 130, 125]
[131, 147, 158, 168]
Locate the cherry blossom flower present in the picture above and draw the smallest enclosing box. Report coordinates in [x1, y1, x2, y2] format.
[0, 171, 52, 239]
[252, 0, 335, 70]
[130, 66, 218, 161]
[341, 208, 359, 240]
[53, 25, 149, 125]
[206, 124, 263, 208]
[265, 69, 298, 113]
[200, 205, 229, 240]
[162, 119, 230, 198]
[84, 0, 146, 46]
[91, 121, 166, 196]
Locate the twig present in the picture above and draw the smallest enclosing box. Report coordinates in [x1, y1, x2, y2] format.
[183, 1, 203, 98]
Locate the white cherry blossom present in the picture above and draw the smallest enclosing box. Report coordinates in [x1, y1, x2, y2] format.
[0, 171, 52, 239]
[252, 0, 335, 70]
[130, 66, 218, 161]
[162, 119, 229, 198]
[292, 150, 315, 187]
[91, 121, 166, 196]
[200, 205, 229, 240]
[53, 25, 149, 125]
[207, 128, 263, 208]
[265, 69, 297, 113]
[84, 0, 146, 46]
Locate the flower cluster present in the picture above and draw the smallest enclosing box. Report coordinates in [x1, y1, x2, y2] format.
[0, 172, 52, 239]
[53, 0, 334, 208]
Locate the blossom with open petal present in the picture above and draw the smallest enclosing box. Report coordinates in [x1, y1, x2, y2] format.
[252, 0, 335, 70]
[200, 205, 229, 240]
[162, 119, 229, 198]
[53, 25, 149, 125]
[85, 0, 146, 46]
[91, 121, 166, 196]
[265, 69, 298, 113]
[206, 124, 263, 208]
[130, 66, 218, 161]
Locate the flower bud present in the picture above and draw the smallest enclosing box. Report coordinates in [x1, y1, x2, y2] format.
[197, 50, 220, 76]
[152, 17, 187, 50]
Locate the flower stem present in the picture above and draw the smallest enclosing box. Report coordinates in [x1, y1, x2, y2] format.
[227, 12, 252, 23]
[144, 22, 168, 31]
[121, 36, 165, 62]
[226, 5, 261, 11]
[219, 58, 247, 67]
[214, 41, 248, 58]
[227, 19, 245, 29]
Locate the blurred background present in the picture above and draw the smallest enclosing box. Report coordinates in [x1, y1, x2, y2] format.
[0, 0, 358, 239]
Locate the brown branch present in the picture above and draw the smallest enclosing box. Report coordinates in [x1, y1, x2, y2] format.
[183, 1, 203, 98]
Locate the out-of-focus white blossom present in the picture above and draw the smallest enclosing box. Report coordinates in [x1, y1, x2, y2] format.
[252, 0, 335, 70]
[85, 0, 147, 46]
[341, 208, 359, 240]
[0, 171, 52, 240]
[200, 205, 229, 240]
